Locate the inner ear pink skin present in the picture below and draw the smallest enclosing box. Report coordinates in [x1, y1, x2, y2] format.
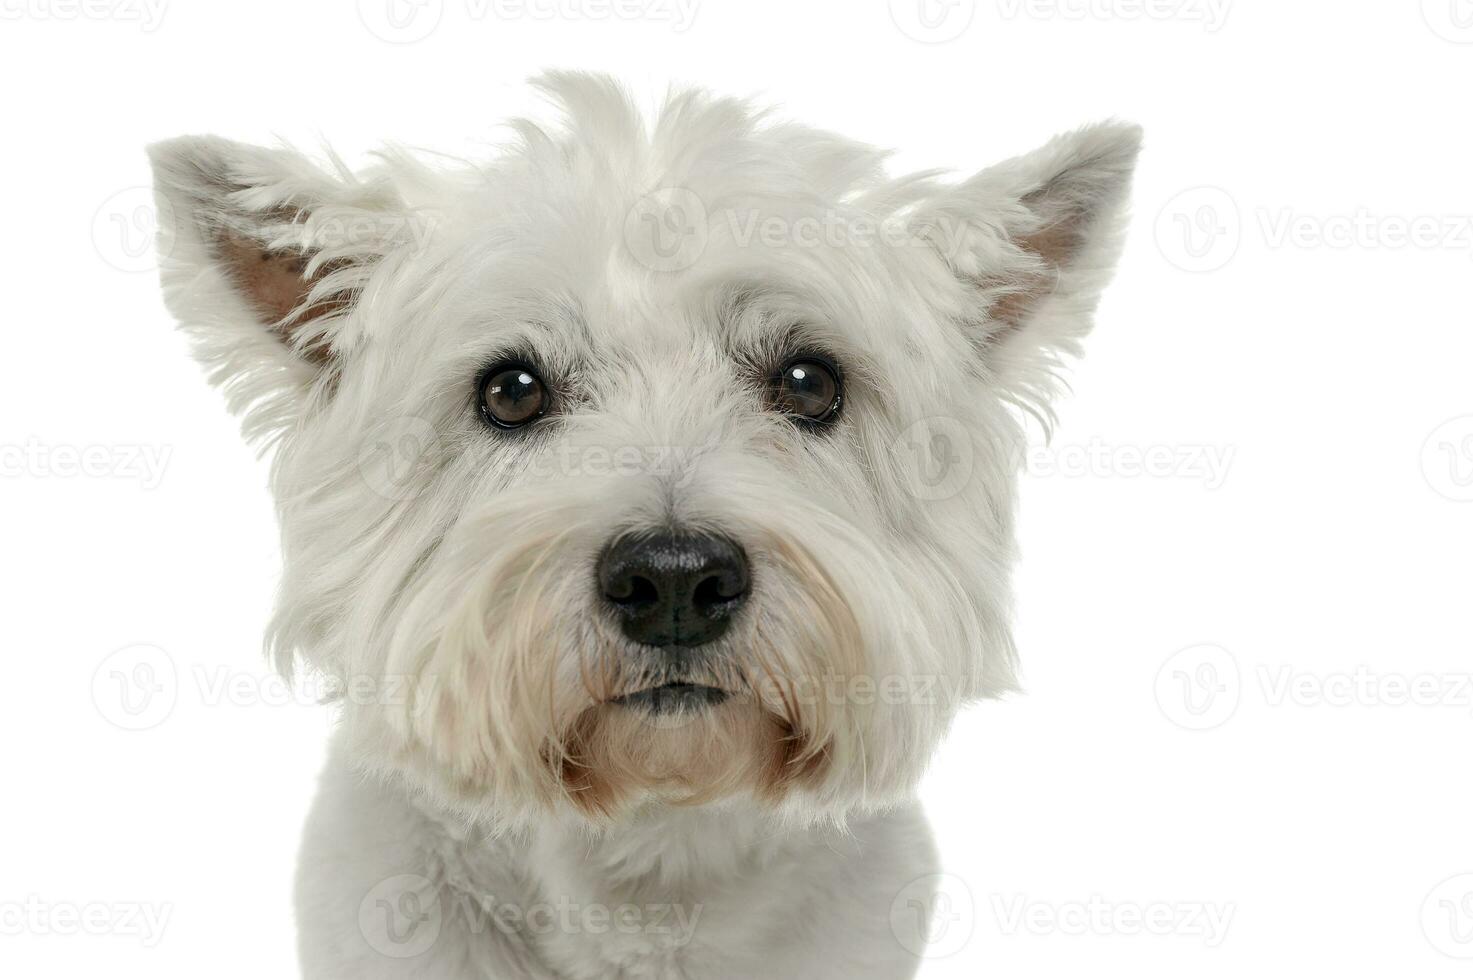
[214, 228, 341, 361]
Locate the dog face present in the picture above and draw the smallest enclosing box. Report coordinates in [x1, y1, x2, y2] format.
[149, 73, 1138, 826]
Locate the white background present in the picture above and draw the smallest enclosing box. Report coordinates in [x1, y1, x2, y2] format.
[3, 1, 1472, 977]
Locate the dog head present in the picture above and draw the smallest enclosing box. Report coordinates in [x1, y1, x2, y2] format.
[149, 73, 1138, 827]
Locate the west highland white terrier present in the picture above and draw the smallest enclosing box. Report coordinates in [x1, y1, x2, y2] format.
[148, 73, 1138, 979]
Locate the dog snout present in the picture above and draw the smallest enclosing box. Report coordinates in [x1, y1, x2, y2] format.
[597, 530, 750, 648]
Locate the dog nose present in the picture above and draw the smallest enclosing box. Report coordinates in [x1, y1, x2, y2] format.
[598, 530, 750, 648]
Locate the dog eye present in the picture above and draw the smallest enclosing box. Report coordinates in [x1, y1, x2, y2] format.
[773, 357, 842, 425]
[478, 364, 548, 429]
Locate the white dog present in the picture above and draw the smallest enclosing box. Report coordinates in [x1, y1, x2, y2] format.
[148, 73, 1138, 979]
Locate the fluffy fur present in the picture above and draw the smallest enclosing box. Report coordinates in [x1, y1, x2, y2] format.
[149, 73, 1138, 979]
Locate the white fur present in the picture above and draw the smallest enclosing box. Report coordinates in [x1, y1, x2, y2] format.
[149, 73, 1138, 978]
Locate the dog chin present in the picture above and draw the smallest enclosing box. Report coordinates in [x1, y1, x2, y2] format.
[550, 694, 826, 816]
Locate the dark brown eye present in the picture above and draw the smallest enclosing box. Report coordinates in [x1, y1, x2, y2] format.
[773, 357, 842, 425]
[478, 363, 548, 429]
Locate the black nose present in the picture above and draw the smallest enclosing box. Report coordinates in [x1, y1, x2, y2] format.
[598, 530, 751, 648]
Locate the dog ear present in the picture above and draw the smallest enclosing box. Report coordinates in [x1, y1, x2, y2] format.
[147, 136, 411, 442]
[915, 122, 1141, 422]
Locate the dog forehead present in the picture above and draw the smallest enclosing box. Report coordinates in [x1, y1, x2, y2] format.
[409, 112, 954, 381]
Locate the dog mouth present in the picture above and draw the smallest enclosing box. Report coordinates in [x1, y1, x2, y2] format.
[610, 682, 730, 714]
